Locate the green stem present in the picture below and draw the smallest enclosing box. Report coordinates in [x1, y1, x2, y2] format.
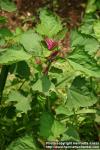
[0, 65, 10, 103]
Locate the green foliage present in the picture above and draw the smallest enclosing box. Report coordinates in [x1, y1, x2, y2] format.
[0, 5, 100, 150]
[0, 48, 31, 65]
[36, 9, 63, 37]
[7, 91, 32, 113]
[39, 112, 54, 138]
[6, 135, 39, 150]
[93, 20, 100, 42]
[20, 31, 43, 55]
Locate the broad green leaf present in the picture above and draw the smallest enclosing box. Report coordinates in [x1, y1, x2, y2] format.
[32, 75, 55, 95]
[67, 88, 97, 110]
[93, 20, 100, 42]
[70, 30, 84, 48]
[51, 120, 66, 138]
[71, 30, 99, 55]
[20, 31, 43, 55]
[84, 38, 99, 55]
[36, 9, 62, 37]
[0, 0, 17, 12]
[6, 135, 39, 150]
[62, 126, 80, 141]
[0, 48, 31, 65]
[68, 59, 100, 78]
[7, 91, 31, 113]
[39, 112, 54, 138]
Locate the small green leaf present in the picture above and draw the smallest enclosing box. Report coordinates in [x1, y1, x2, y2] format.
[7, 91, 31, 113]
[51, 120, 66, 138]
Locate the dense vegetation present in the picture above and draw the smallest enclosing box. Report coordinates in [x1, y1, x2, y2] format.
[0, 0, 100, 149]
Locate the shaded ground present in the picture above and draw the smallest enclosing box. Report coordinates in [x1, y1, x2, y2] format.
[0, 0, 87, 30]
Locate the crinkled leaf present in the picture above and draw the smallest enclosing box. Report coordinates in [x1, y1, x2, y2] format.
[36, 9, 62, 37]
[0, 48, 31, 65]
[20, 31, 43, 55]
[7, 91, 31, 113]
[6, 135, 38, 150]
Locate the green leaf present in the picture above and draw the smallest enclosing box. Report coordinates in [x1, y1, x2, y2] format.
[6, 135, 39, 150]
[32, 75, 55, 95]
[0, 0, 17, 12]
[51, 120, 66, 138]
[7, 91, 31, 113]
[0, 27, 12, 37]
[68, 47, 100, 77]
[68, 59, 100, 78]
[36, 9, 62, 37]
[84, 38, 99, 55]
[93, 20, 100, 42]
[55, 105, 73, 116]
[67, 88, 97, 110]
[20, 30, 43, 55]
[0, 48, 31, 65]
[39, 112, 54, 138]
[0, 16, 7, 24]
[62, 126, 80, 141]
[70, 30, 99, 55]
[86, 0, 97, 14]
[70, 30, 84, 48]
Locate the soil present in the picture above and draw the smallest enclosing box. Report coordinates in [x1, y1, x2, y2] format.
[0, 0, 87, 30]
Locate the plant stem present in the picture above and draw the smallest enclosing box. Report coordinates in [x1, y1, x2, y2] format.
[0, 65, 10, 103]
